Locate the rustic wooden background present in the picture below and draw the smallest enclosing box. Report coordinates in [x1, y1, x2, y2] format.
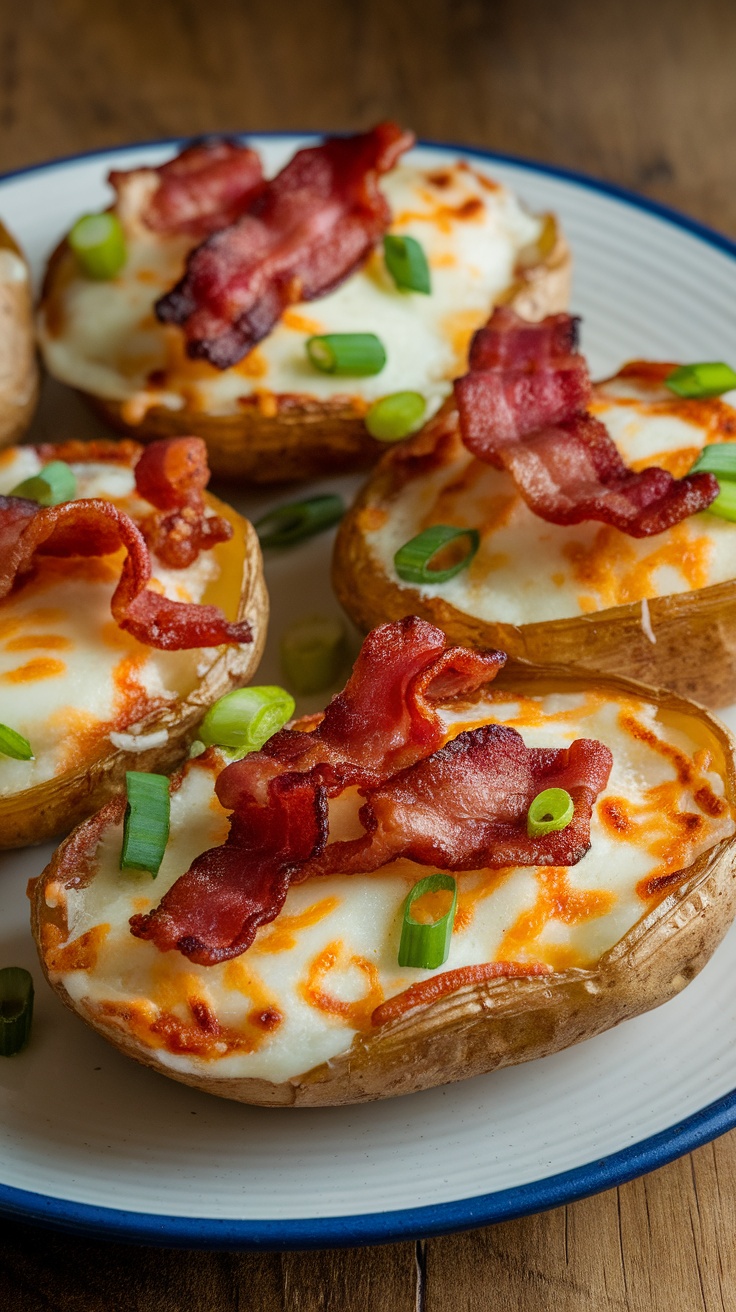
[3, 0, 736, 1307]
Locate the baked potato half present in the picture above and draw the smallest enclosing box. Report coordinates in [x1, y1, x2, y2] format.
[30, 658, 736, 1107]
[0, 441, 267, 848]
[37, 138, 570, 483]
[0, 220, 39, 447]
[334, 364, 736, 706]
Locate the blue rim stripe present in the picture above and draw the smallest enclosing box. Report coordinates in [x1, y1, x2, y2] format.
[2, 134, 736, 1249]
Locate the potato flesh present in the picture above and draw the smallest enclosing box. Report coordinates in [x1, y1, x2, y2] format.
[46, 687, 734, 1087]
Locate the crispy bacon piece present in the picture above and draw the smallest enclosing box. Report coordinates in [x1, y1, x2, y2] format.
[134, 437, 232, 569]
[307, 727, 613, 878]
[155, 122, 414, 368]
[0, 497, 251, 651]
[130, 620, 611, 966]
[215, 617, 506, 809]
[109, 138, 264, 238]
[454, 308, 718, 537]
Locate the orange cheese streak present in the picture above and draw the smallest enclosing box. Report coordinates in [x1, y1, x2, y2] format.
[371, 961, 552, 1027]
[252, 896, 341, 954]
[4, 634, 73, 652]
[563, 522, 711, 610]
[301, 940, 384, 1030]
[498, 867, 615, 969]
[2, 658, 66, 683]
[44, 923, 110, 973]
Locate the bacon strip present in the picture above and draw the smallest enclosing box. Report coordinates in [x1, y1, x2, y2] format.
[134, 437, 232, 568]
[454, 308, 718, 537]
[155, 123, 414, 368]
[130, 620, 611, 966]
[110, 138, 264, 238]
[0, 497, 251, 651]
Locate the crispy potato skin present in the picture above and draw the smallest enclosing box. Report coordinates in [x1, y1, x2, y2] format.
[39, 222, 570, 483]
[0, 222, 39, 448]
[332, 418, 736, 708]
[31, 665, 736, 1106]
[0, 492, 268, 849]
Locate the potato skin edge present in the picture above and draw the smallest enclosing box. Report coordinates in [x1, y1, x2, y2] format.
[31, 665, 736, 1106]
[0, 500, 268, 849]
[0, 221, 39, 448]
[39, 223, 570, 483]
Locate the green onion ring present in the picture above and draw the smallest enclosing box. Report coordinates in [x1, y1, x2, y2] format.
[398, 874, 457, 969]
[280, 615, 348, 697]
[0, 723, 33, 760]
[199, 686, 295, 757]
[527, 788, 574, 838]
[365, 392, 426, 442]
[254, 494, 345, 549]
[11, 460, 77, 507]
[69, 212, 127, 280]
[120, 772, 171, 877]
[0, 967, 34, 1057]
[306, 333, 386, 376]
[666, 363, 736, 399]
[383, 234, 432, 294]
[394, 524, 480, 585]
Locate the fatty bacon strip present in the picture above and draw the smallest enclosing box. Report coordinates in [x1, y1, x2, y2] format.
[155, 122, 414, 368]
[129, 617, 613, 966]
[454, 307, 718, 537]
[0, 437, 251, 651]
[110, 137, 265, 238]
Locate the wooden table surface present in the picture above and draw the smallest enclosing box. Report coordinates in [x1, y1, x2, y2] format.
[3, 0, 736, 1307]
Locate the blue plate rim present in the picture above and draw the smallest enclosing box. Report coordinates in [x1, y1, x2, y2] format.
[2, 133, 736, 1250]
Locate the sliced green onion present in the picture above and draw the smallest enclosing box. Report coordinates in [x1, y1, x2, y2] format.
[200, 686, 295, 756]
[69, 211, 127, 279]
[398, 874, 457, 969]
[666, 363, 736, 399]
[254, 494, 345, 549]
[306, 333, 386, 376]
[689, 445, 736, 521]
[120, 771, 170, 877]
[527, 788, 574, 838]
[383, 234, 431, 294]
[0, 967, 34, 1057]
[281, 615, 348, 696]
[394, 524, 480, 585]
[365, 391, 426, 442]
[0, 723, 33, 760]
[11, 460, 77, 507]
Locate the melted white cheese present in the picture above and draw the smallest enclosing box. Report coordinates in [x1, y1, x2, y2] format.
[0, 448, 220, 795]
[53, 689, 733, 1085]
[38, 161, 544, 421]
[365, 371, 736, 623]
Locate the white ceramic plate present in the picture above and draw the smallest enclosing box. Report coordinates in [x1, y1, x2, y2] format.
[2, 136, 736, 1249]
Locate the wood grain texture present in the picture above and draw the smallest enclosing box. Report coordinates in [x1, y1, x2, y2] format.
[2, 0, 736, 1307]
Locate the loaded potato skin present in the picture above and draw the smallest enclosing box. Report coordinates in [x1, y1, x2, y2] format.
[0, 440, 268, 848]
[30, 651, 736, 1107]
[0, 221, 39, 448]
[37, 132, 570, 483]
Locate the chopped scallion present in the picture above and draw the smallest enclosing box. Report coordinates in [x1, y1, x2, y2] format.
[120, 772, 171, 877]
[306, 333, 386, 376]
[666, 362, 736, 399]
[11, 460, 77, 507]
[690, 445, 736, 521]
[0, 724, 33, 760]
[254, 494, 345, 549]
[365, 391, 426, 442]
[394, 524, 480, 585]
[69, 212, 127, 280]
[383, 234, 431, 294]
[0, 967, 34, 1057]
[398, 874, 457, 969]
[199, 686, 295, 757]
[527, 788, 574, 838]
[280, 615, 348, 697]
